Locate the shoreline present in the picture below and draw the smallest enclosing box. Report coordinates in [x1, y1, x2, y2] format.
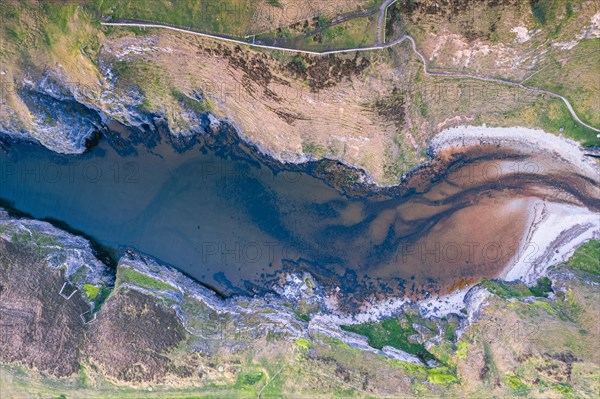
[502, 200, 600, 283]
[428, 124, 599, 284]
[2, 122, 598, 289]
[428, 125, 599, 180]
[0, 202, 597, 367]
[1, 122, 598, 346]
[306, 124, 599, 325]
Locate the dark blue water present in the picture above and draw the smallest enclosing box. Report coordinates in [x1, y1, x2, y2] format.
[0, 130, 385, 295]
[2, 127, 593, 299]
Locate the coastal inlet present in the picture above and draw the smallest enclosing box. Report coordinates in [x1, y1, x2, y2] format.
[1, 122, 598, 302]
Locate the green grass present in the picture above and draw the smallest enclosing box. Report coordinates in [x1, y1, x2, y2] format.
[529, 276, 553, 297]
[290, 55, 308, 72]
[443, 321, 458, 342]
[481, 277, 553, 300]
[341, 316, 434, 360]
[90, 0, 256, 37]
[111, 59, 171, 113]
[531, 0, 549, 25]
[506, 374, 531, 396]
[553, 382, 575, 395]
[1, 363, 258, 398]
[6, 229, 61, 257]
[70, 266, 89, 285]
[427, 367, 458, 385]
[116, 267, 175, 292]
[0, 2, 39, 49]
[316, 334, 460, 390]
[83, 283, 100, 300]
[455, 341, 469, 360]
[481, 340, 498, 383]
[312, 17, 376, 49]
[42, 3, 77, 33]
[11, 230, 59, 247]
[92, 287, 112, 313]
[565, 1, 573, 18]
[267, 0, 282, 8]
[295, 338, 313, 352]
[525, 39, 600, 129]
[302, 142, 328, 158]
[530, 300, 559, 316]
[171, 89, 212, 114]
[561, 290, 583, 320]
[537, 99, 599, 146]
[255, 14, 378, 52]
[565, 240, 600, 276]
[290, 306, 315, 323]
[235, 371, 264, 388]
[0, 0, 102, 73]
[502, 95, 600, 147]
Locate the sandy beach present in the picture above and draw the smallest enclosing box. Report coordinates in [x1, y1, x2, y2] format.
[428, 125, 599, 179]
[322, 125, 599, 323]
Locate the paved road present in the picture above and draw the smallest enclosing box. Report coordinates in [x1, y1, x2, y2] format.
[100, 21, 600, 134]
[377, 0, 398, 45]
[102, 20, 391, 55]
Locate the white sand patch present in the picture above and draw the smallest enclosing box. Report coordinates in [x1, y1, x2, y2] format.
[429, 125, 599, 285]
[503, 201, 600, 283]
[429, 125, 599, 179]
[577, 11, 600, 39]
[419, 288, 470, 318]
[318, 296, 411, 325]
[511, 26, 531, 43]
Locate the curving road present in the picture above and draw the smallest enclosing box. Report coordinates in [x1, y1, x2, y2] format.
[100, 19, 599, 134]
[377, 0, 398, 45]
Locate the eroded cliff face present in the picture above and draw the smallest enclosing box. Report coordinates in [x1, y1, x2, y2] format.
[0, 210, 504, 380]
[1, 210, 598, 397]
[1, 1, 598, 184]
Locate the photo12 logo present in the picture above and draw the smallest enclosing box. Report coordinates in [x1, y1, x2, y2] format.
[196, 240, 297, 265]
[469, 318, 541, 346]
[0, 160, 140, 184]
[395, 240, 540, 265]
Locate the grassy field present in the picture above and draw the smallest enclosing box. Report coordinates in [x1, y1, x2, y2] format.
[341, 315, 435, 360]
[88, 0, 378, 40]
[254, 13, 379, 51]
[566, 240, 600, 276]
[0, 364, 257, 399]
[481, 277, 553, 300]
[90, 0, 256, 36]
[525, 39, 600, 128]
[90, 0, 383, 51]
[116, 267, 176, 292]
[496, 95, 600, 147]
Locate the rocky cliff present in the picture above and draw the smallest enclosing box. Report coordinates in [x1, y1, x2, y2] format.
[1, 1, 598, 184]
[1, 209, 599, 397]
